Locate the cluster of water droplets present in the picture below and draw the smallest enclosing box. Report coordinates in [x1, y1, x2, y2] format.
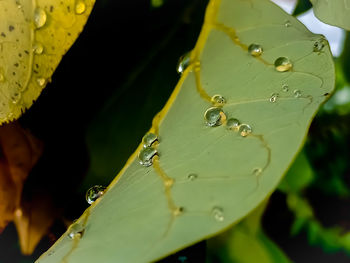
[138, 133, 159, 166]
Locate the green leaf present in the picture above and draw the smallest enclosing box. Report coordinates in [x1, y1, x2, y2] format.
[37, 0, 334, 262]
[0, 0, 95, 124]
[293, 0, 312, 16]
[311, 0, 350, 30]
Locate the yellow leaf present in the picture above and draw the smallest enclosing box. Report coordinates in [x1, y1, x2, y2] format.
[0, 0, 95, 124]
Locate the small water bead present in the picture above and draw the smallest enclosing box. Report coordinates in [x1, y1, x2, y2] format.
[188, 173, 198, 181]
[226, 118, 240, 130]
[211, 94, 226, 106]
[176, 52, 191, 74]
[33, 42, 44, 55]
[138, 146, 158, 167]
[212, 206, 224, 222]
[37, 78, 46, 86]
[204, 107, 226, 127]
[239, 124, 252, 137]
[293, 89, 302, 98]
[253, 167, 262, 176]
[282, 84, 289, 92]
[86, 185, 106, 204]
[75, 1, 86, 14]
[313, 38, 327, 52]
[34, 8, 47, 29]
[269, 93, 279, 103]
[274, 57, 292, 72]
[248, 43, 263, 57]
[68, 222, 84, 240]
[284, 20, 291, 27]
[142, 133, 158, 148]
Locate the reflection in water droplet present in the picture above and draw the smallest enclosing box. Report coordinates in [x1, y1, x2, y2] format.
[33, 42, 44, 54]
[68, 222, 84, 240]
[313, 38, 327, 52]
[239, 124, 252, 137]
[282, 84, 289, 92]
[211, 94, 226, 106]
[75, 1, 86, 14]
[269, 93, 279, 103]
[212, 206, 224, 222]
[248, 44, 263, 57]
[293, 89, 302, 98]
[176, 52, 191, 74]
[204, 107, 226, 127]
[138, 147, 158, 167]
[274, 57, 292, 72]
[226, 118, 240, 130]
[142, 133, 158, 148]
[37, 78, 46, 86]
[85, 185, 106, 204]
[34, 8, 47, 29]
[284, 20, 291, 27]
[188, 173, 198, 181]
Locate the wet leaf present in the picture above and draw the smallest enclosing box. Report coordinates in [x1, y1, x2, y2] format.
[0, 122, 43, 231]
[37, 0, 334, 262]
[311, 0, 350, 30]
[0, 0, 95, 124]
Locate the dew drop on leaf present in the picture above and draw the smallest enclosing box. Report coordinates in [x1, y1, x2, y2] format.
[36, 78, 46, 87]
[176, 52, 191, 74]
[85, 185, 106, 204]
[293, 89, 302, 98]
[248, 43, 263, 57]
[33, 42, 44, 55]
[187, 173, 198, 181]
[204, 107, 226, 127]
[68, 222, 84, 240]
[226, 118, 240, 130]
[75, 1, 86, 15]
[211, 206, 224, 222]
[284, 20, 291, 27]
[282, 84, 289, 92]
[34, 8, 47, 29]
[313, 38, 326, 52]
[142, 133, 158, 148]
[138, 147, 158, 167]
[274, 57, 293, 72]
[239, 124, 252, 137]
[253, 167, 262, 176]
[269, 93, 279, 103]
[211, 94, 226, 106]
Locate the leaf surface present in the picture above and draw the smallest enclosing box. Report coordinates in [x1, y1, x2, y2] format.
[0, 0, 95, 123]
[37, 0, 335, 262]
[311, 0, 350, 30]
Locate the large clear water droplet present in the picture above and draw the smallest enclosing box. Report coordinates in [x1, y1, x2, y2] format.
[248, 44, 263, 57]
[68, 221, 84, 240]
[176, 52, 191, 74]
[211, 94, 226, 106]
[142, 133, 158, 148]
[33, 42, 44, 55]
[34, 8, 47, 29]
[138, 147, 158, 167]
[274, 57, 292, 72]
[75, 1, 86, 14]
[204, 107, 226, 127]
[293, 89, 302, 98]
[226, 118, 240, 130]
[239, 124, 252, 137]
[269, 93, 279, 103]
[212, 206, 224, 222]
[86, 185, 106, 204]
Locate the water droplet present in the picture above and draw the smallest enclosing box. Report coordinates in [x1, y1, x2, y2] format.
[211, 94, 226, 106]
[37, 78, 46, 86]
[176, 52, 191, 74]
[142, 133, 158, 148]
[173, 206, 184, 216]
[284, 20, 291, 27]
[253, 167, 262, 176]
[226, 118, 240, 130]
[313, 38, 327, 52]
[269, 93, 279, 103]
[188, 173, 198, 181]
[11, 92, 21, 104]
[68, 222, 84, 240]
[293, 89, 302, 98]
[138, 147, 158, 167]
[85, 185, 106, 204]
[274, 57, 292, 72]
[33, 42, 44, 54]
[204, 107, 226, 127]
[282, 84, 289, 92]
[34, 8, 47, 29]
[212, 206, 224, 222]
[248, 43, 263, 57]
[75, 1, 86, 14]
[239, 124, 252, 137]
